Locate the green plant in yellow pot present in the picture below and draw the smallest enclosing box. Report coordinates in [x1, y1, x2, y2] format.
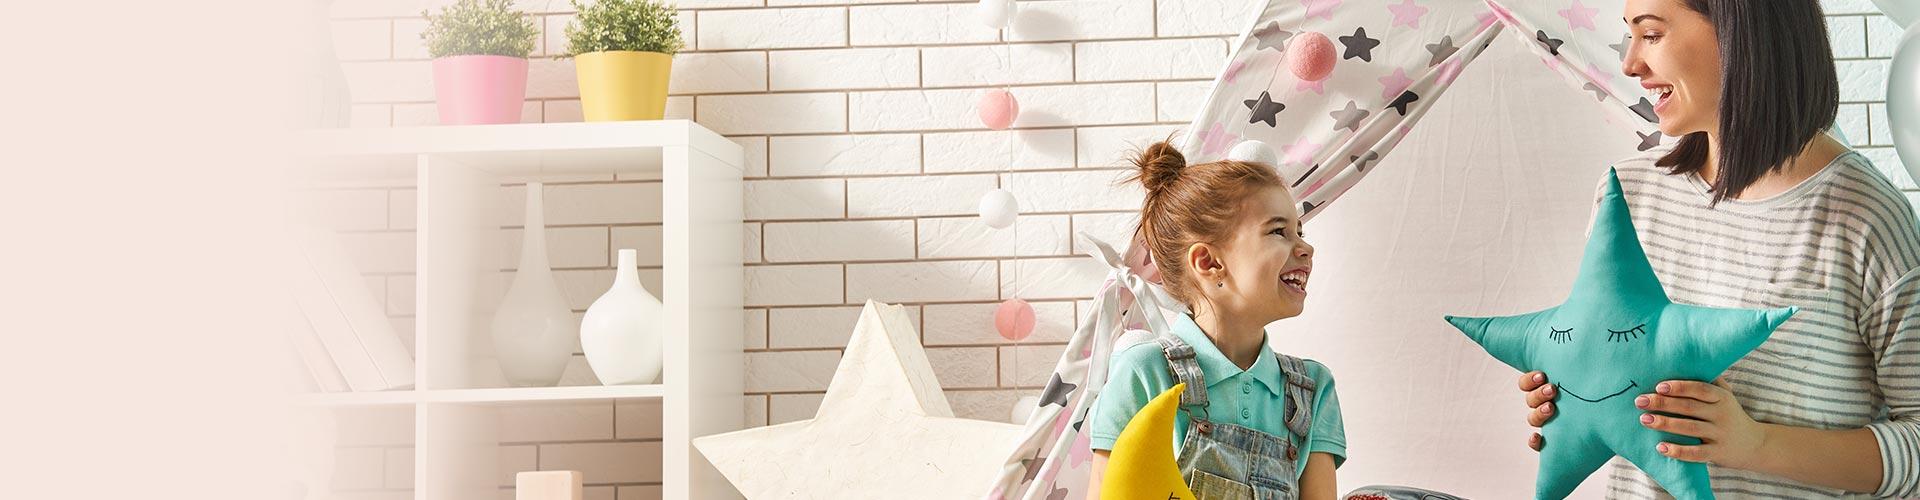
[566, 0, 684, 121]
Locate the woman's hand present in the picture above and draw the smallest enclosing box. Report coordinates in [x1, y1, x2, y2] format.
[1634, 379, 1769, 470]
[1519, 371, 1557, 450]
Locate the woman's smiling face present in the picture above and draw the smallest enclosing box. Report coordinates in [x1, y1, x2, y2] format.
[1621, 0, 1722, 138]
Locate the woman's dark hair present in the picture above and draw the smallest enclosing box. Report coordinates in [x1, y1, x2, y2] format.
[1659, 0, 1838, 204]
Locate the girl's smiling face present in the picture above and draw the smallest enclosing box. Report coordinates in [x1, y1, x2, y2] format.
[1622, 0, 1723, 138]
[1207, 186, 1315, 323]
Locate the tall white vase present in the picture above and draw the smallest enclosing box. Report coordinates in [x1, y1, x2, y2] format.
[490, 182, 575, 387]
[580, 249, 664, 385]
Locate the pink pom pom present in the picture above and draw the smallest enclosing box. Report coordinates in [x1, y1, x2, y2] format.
[1288, 32, 1337, 82]
[978, 89, 1019, 130]
[995, 299, 1036, 341]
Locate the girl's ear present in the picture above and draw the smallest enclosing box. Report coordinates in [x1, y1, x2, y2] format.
[1186, 242, 1222, 282]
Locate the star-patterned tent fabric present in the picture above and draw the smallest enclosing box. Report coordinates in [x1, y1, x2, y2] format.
[985, 1, 1661, 499]
[984, 235, 1177, 500]
[1184, 0, 1661, 222]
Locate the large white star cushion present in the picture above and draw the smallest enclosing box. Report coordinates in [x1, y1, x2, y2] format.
[693, 300, 1024, 499]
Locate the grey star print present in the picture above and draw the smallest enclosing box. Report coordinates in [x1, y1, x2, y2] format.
[1351, 151, 1381, 172]
[1245, 91, 1285, 127]
[1629, 97, 1659, 123]
[1021, 458, 1045, 482]
[1582, 82, 1607, 101]
[1388, 90, 1419, 115]
[1637, 130, 1662, 151]
[1330, 100, 1369, 132]
[1610, 33, 1631, 61]
[1292, 165, 1321, 188]
[1255, 22, 1295, 53]
[1039, 373, 1077, 407]
[1426, 36, 1459, 67]
[1340, 27, 1381, 62]
[1536, 30, 1566, 56]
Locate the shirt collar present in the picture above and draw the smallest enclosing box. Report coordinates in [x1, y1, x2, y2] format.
[1170, 312, 1284, 396]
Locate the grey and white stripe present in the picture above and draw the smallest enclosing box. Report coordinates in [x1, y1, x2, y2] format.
[1596, 148, 1920, 499]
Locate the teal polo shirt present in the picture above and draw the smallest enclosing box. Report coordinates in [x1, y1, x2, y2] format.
[1087, 312, 1347, 474]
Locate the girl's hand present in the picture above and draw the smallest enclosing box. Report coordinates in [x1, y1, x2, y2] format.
[1519, 371, 1557, 451]
[1635, 379, 1770, 470]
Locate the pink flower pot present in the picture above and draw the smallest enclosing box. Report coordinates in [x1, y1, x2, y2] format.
[432, 55, 529, 125]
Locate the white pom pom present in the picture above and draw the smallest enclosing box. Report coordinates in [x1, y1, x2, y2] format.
[1227, 140, 1280, 168]
[1010, 395, 1041, 424]
[975, 0, 1016, 29]
[979, 189, 1019, 229]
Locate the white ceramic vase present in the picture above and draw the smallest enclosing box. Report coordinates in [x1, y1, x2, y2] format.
[490, 182, 575, 387]
[580, 249, 664, 385]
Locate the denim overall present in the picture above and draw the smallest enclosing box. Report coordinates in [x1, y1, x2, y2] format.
[1155, 334, 1319, 500]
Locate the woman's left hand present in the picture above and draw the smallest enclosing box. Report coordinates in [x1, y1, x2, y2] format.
[1635, 379, 1771, 470]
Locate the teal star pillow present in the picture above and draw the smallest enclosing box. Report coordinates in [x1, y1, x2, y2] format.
[1444, 168, 1795, 500]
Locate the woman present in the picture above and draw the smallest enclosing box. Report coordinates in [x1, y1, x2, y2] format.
[1515, 0, 1920, 497]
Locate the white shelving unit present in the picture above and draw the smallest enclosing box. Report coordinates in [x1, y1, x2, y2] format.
[293, 121, 745, 500]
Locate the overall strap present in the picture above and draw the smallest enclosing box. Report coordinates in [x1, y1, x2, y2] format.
[1154, 334, 1210, 410]
[1275, 353, 1317, 440]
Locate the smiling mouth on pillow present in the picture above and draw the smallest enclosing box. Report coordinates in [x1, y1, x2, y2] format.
[1560, 380, 1640, 403]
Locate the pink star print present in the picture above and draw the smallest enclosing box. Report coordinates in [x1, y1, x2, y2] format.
[1581, 63, 1611, 87]
[1302, 177, 1332, 197]
[1281, 136, 1321, 167]
[1436, 58, 1466, 85]
[1301, 0, 1342, 21]
[1296, 77, 1326, 94]
[1560, 0, 1599, 31]
[1069, 431, 1093, 466]
[1198, 122, 1239, 157]
[1222, 60, 1248, 84]
[1475, 10, 1500, 29]
[1378, 67, 1414, 100]
[1387, 0, 1428, 28]
[1486, 1, 1518, 26]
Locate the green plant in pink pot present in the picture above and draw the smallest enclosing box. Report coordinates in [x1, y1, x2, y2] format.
[421, 0, 538, 125]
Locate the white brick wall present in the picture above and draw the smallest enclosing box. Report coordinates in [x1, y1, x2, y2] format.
[314, 1, 1914, 498]
[1827, 2, 1916, 189]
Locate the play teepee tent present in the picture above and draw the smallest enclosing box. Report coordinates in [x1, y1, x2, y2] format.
[984, 1, 1662, 498]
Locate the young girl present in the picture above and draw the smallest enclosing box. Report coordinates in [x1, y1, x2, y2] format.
[1086, 141, 1344, 500]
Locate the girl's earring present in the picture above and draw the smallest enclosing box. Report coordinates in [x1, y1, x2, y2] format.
[1216, 281, 1225, 288]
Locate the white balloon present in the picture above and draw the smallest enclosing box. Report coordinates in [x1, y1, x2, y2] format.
[1227, 140, 1281, 168]
[1873, 0, 1919, 29]
[979, 189, 1020, 229]
[1010, 395, 1041, 424]
[1888, 26, 1920, 186]
[975, 0, 1016, 29]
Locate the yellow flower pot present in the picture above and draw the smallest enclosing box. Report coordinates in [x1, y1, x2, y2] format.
[574, 51, 673, 121]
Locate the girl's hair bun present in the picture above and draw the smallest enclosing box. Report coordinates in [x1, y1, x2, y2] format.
[1131, 141, 1187, 193]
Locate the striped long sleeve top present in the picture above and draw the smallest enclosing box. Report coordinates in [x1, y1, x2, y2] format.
[1599, 147, 1920, 499]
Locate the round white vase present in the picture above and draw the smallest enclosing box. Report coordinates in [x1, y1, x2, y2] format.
[580, 249, 664, 385]
[489, 182, 575, 387]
